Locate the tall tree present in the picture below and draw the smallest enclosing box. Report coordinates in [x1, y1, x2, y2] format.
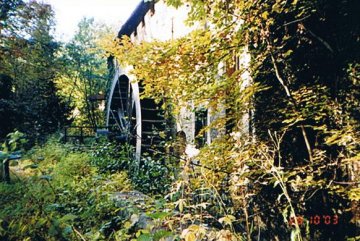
[0, 1, 70, 142]
[56, 18, 109, 127]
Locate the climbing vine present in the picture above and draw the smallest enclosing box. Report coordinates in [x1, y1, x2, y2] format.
[102, 0, 360, 240]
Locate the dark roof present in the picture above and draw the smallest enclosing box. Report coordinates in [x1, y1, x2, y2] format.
[117, 0, 154, 38]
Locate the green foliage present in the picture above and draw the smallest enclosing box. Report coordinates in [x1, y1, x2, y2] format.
[53, 152, 95, 184]
[91, 141, 132, 174]
[91, 141, 174, 194]
[0, 1, 71, 142]
[1, 130, 26, 153]
[132, 155, 173, 195]
[0, 131, 26, 182]
[27, 136, 68, 163]
[0, 137, 182, 240]
[0, 139, 133, 241]
[56, 17, 110, 127]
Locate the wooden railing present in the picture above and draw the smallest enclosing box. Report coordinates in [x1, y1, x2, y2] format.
[63, 126, 110, 144]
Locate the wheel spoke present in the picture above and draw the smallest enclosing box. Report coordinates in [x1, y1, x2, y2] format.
[109, 110, 120, 129]
[107, 73, 142, 162]
[116, 78, 125, 116]
[116, 109, 126, 131]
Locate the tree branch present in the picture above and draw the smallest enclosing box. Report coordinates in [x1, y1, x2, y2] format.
[281, 15, 311, 28]
[72, 226, 87, 241]
[266, 37, 313, 163]
[305, 27, 334, 53]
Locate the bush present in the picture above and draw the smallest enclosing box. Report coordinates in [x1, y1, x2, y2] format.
[53, 152, 95, 185]
[26, 135, 68, 166]
[131, 155, 173, 195]
[91, 142, 132, 174]
[0, 138, 134, 241]
[91, 140, 177, 194]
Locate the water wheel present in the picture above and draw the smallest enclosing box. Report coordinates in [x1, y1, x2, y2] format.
[106, 69, 168, 162]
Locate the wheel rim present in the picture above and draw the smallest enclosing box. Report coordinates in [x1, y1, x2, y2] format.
[106, 71, 142, 161]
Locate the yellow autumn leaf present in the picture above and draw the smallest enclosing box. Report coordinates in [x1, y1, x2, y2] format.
[261, 11, 269, 20]
[219, 215, 236, 226]
[185, 233, 196, 241]
[175, 199, 187, 213]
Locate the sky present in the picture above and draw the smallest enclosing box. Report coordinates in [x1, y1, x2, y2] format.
[43, 0, 140, 41]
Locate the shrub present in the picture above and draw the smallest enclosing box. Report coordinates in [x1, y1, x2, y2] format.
[91, 142, 131, 174]
[0, 138, 135, 241]
[53, 152, 95, 185]
[131, 155, 173, 195]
